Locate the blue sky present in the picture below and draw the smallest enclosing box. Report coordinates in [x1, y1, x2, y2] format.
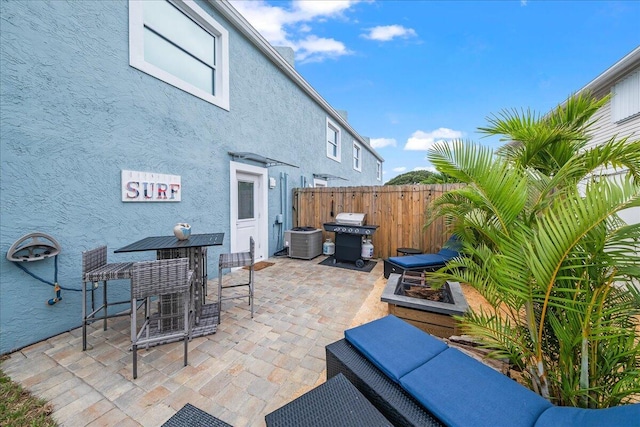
[229, 0, 640, 183]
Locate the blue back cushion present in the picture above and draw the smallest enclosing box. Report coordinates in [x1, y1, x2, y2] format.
[437, 248, 459, 259]
[344, 315, 448, 383]
[388, 253, 448, 268]
[442, 235, 462, 252]
[400, 348, 552, 427]
[534, 404, 640, 427]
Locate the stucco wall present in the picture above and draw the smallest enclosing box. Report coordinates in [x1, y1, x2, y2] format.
[0, 0, 381, 353]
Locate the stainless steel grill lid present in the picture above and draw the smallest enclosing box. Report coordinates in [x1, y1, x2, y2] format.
[335, 213, 366, 226]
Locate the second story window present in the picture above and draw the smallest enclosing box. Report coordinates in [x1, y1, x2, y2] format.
[376, 161, 382, 181]
[353, 141, 362, 172]
[326, 118, 341, 162]
[611, 69, 640, 123]
[129, 0, 229, 110]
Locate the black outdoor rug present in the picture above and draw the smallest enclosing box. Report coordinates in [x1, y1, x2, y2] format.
[319, 256, 377, 273]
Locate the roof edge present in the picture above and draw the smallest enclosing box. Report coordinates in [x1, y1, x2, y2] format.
[208, 0, 384, 162]
[577, 46, 640, 95]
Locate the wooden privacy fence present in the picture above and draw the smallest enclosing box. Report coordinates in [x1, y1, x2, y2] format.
[292, 184, 463, 260]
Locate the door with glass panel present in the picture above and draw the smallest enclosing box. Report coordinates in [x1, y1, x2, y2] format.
[233, 171, 262, 260]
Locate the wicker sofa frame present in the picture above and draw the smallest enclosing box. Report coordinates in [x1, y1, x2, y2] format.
[326, 338, 444, 427]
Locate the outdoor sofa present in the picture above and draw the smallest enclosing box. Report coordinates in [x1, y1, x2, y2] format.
[326, 315, 639, 427]
[383, 237, 461, 279]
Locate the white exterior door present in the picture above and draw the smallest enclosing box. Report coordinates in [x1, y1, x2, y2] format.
[230, 161, 267, 261]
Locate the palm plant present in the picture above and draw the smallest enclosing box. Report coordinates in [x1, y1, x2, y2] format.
[426, 93, 640, 408]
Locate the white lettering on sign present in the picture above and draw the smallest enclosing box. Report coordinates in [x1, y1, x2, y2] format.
[121, 170, 181, 202]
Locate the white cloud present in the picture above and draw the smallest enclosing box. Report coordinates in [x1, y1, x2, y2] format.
[230, 0, 360, 63]
[362, 25, 417, 42]
[370, 138, 397, 149]
[404, 128, 463, 151]
[230, 1, 292, 46]
[293, 0, 355, 18]
[393, 167, 407, 172]
[295, 36, 351, 63]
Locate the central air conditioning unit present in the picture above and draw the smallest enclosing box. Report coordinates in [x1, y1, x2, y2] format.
[284, 228, 323, 260]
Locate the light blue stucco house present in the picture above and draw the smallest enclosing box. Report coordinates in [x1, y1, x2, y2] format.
[0, 0, 383, 354]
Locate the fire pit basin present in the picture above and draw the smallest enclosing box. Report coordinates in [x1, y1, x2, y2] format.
[381, 272, 469, 338]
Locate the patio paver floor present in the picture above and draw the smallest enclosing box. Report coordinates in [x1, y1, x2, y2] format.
[2, 256, 385, 427]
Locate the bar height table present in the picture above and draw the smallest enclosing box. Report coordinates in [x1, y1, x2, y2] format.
[115, 233, 224, 339]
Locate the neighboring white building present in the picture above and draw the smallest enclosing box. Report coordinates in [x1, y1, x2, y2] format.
[575, 46, 640, 226]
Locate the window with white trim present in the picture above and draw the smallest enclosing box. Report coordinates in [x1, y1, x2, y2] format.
[326, 118, 341, 162]
[611, 70, 640, 123]
[353, 141, 362, 172]
[129, 0, 229, 110]
[376, 161, 382, 181]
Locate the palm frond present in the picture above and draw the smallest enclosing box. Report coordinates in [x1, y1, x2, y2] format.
[427, 92, 640, 407]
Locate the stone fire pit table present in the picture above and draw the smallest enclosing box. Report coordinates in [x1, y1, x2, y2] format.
[381, 272, 469, 338]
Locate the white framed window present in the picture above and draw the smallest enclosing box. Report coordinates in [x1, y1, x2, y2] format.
[129, 0, 230, 110]
[611, 70, 640, 123]
[326, 118, 341, 162]
[376, 161, 382, 181]
[353, 141, 362, 172]
[313, 178, 328, 187]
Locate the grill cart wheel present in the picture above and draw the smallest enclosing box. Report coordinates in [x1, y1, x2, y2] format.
[355, 259, 365, 268]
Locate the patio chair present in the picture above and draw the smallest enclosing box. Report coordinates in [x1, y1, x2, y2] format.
[383, 236, 462, 278]
[82, 245, 134, 351]
[218, 236, 254, 324]
[130, 258, 193, 379]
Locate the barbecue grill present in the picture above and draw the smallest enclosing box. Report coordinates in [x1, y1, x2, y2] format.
[323, 213, 379, 268]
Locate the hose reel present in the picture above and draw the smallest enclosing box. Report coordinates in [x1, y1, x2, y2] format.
[6, 232, 66, 304]
[7, 232, 61, 262]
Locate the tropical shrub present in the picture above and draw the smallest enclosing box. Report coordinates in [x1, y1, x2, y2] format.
[385, 170, 460, 185]
[427, 93, 640, 408]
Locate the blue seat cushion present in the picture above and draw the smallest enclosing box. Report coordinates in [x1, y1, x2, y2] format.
[344, 315, 448, 383]
[388, 236, 461, 269]
[400, 348, 552, 427]
[387, 253, 450, 269]
[534, 404, 640, 427]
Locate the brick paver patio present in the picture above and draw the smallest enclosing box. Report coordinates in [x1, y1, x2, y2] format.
[2, 256, 385, 426]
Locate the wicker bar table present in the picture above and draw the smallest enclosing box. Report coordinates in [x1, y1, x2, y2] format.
[265, 373, 392, 427]
[115, 233, 224, 338]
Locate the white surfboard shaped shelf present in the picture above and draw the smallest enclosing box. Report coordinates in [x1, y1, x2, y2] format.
[6, 232, 61, 262]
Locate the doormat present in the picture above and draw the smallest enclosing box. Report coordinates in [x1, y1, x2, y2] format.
[244, 261, 275, 271]
[318, 256, 377, 273]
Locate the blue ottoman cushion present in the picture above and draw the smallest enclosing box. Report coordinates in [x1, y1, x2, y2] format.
[344, 315, 448, 383]
[400, 348, 553, 427]
[534, 404, 640, 427]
